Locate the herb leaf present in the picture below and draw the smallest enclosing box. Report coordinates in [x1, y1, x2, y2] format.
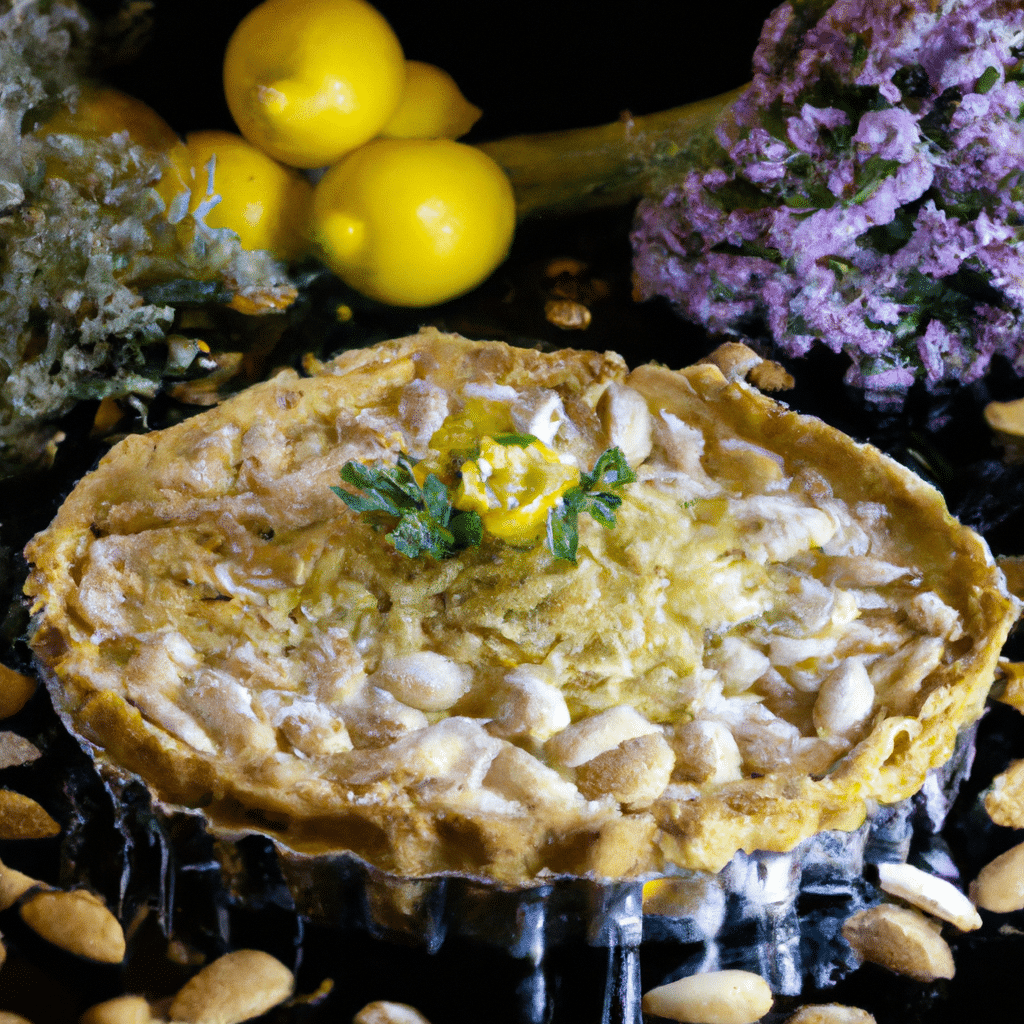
[334, 444, 634, 562]
[333, 453, 470, 560]
[547, 447, 636, 562]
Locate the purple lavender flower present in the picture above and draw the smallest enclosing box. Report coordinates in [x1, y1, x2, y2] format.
[631, 0, 1024, 404]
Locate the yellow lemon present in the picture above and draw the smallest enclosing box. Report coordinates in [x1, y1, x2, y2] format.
[222, 0, 406, 169]
[379, 60, 482, 140]
[311, 138, 516, 307]
[186, 130, 313, 261]
[37, 84, 191, 213]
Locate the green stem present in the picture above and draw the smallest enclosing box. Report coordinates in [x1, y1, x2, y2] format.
[476, 84, 748, 219]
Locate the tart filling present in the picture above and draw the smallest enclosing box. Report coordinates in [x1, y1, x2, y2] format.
[24, 330, 1019, 883]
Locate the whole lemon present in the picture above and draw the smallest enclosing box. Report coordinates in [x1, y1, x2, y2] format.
[38, 84, 191, 214]
[186, 130, 313, 261]
[311, 138, 516, 307]
[222, 0, 405, 169]
[379, 60, 482, 140]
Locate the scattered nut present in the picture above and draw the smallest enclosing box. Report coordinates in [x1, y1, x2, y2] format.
[970, 839, 1024, 913]
[698, 342, 793, 391]
[19, 889, 125, 964]
[985, 397, 1024, 461]
[0, 664, 37, 719]
[784, 1005, 876, 1024]
[544, 256, 588, 279]
[876, 862, 982, 932]
[0, 731, 42, 770]
[353, 1002, 433, 1024]
[0, 1012, 34, 1024]
[841, 904, 955, 982]
[0, 856, 42, 910]
[0, 789, 60, 840]
[169, 949, 295, 1024]
[984, 757, 1024, 828]
[80, 995, 154, 1024]
[641, 969, 773, 1024]
[543, 298, 591, 330]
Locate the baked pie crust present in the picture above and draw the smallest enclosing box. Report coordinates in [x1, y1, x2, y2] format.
[24, 330, 1019, 883]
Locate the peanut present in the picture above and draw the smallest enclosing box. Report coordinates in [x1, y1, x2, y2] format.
[0, 856, 41, 911]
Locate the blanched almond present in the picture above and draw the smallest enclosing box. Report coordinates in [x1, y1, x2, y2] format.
[353, 1002, 433, 1024]
[641, 970, 773, 1024]
[80, 995, 154, 1024]
[19, 889, 125, 963]
[841, 905, 954, 982]
[876, 862, 981, 931]
[970, 839, 1024, 913]
[0, 789, 59, 840]
[0, 856, 41, 911]
[169, 949, 294, 1024]
[0, 664, 36, 719]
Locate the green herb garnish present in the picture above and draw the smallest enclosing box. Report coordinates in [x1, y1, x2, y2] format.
[334, 444, 635, 562]
[332, 452, 482, 560]
[546, 446, 636, 561]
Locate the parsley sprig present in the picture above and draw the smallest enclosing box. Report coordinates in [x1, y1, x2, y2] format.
[546, 447, 636, 561]
[332, 453, 482, 560]
[333, 444, 635, 562]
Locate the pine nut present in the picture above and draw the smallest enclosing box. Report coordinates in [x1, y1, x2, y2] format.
[970, 839, 1024, 913]
[641, 969, 773, 1024]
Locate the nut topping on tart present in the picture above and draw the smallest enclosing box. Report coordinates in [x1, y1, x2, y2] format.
[23, 330, 1019, 882]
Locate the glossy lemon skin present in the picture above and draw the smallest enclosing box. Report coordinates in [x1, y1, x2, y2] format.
[186, 130, 313, 261]
[38, 84, 191, 212]
[379, 60, 482, 140]
[311, 138, 516, 307]
[223, 0, 406, 169]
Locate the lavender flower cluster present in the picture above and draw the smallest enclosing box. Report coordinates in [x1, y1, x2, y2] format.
[632, 0, 1024, 403]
